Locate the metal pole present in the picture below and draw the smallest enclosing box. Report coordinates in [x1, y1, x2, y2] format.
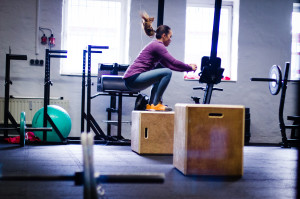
[86, 46, 92, 133]
[202, 0, 222, 104]
[81, 50, 87, 133]
[210, 0, 222, 59]
[4, 54, 11, 137]
[43, 49, 50, 141]
[279, 63, 290, 147]
[157, 0, 165, 27]
[203, 84, 214, 104]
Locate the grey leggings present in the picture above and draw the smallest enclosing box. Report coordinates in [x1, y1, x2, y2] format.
[124, 68, 172, 105]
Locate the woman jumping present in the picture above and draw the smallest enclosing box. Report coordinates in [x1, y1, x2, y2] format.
[123, 12, 197, 111]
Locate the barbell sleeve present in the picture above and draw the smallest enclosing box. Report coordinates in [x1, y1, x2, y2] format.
[287, 80, 300, 83]
[0, 175, 75, 182]
[26, 127, 52, 131]
[0, 127, 52, 131]
[250, 78, 277, 82]
[0, 128, 18, 131]
[95, 173, 165, 184]
[0, 173, 165, 184]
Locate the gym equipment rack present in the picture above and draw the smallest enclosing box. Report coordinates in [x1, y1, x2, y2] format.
[3, 52, 27, 137]
[42, 49, 68, 143]
[1, 49, 68, 144]
[81, 45, 109, 141]
[251, 62, 300, 147]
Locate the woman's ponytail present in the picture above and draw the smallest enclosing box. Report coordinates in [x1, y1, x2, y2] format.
[140, 11, 171, 39]
[140, 11, 156, 37]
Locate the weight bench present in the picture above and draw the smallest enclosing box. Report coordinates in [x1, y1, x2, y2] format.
[96, 64, 139, 141]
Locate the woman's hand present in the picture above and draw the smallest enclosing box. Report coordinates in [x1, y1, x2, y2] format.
[189, 64, 197, 72]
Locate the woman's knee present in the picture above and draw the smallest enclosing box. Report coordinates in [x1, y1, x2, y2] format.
[162, 68, 172, 78]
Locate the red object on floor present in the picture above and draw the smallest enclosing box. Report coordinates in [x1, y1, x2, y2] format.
[27, 132, 41, 142]
[4, 136, 20, 144]
[222, 76, 231, 80]
[4, 132, 41, 144]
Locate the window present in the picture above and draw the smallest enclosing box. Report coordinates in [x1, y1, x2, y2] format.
[184, 0, 239, 81]
[61, 0, 131, 75]
[291, 3, 300, 80]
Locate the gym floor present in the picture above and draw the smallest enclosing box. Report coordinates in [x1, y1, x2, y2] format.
[0, 142, 298, 199]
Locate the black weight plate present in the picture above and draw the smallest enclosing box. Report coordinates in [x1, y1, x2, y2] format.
[268, 65, 282, 95]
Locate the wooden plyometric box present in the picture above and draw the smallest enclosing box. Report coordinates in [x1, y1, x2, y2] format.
[131, 111, 174, 154]
[173, 104, 245, 176]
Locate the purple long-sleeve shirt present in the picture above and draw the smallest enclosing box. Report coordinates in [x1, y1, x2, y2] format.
[123, 40, 193, 79]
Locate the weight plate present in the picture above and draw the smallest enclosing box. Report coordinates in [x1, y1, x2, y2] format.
[268, 65, 282, 95]
[20, 112, 26, 147]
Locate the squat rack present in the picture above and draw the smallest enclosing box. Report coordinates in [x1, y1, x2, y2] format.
[3, 52, 27, 137]
[2, 49, 68, 144]
[81, 45, 109, 140]
[81, 46, 138, 143]
[42, 49, 68, 143]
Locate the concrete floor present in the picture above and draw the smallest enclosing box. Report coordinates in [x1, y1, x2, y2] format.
[0, 142, 298, 199]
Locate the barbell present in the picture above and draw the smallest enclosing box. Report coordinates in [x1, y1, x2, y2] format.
[0, 112, 52, 147]
[251, 65, 299, 95]
[0, 132, 165, 199]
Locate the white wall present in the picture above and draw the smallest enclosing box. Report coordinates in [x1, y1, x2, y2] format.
[0, 0, 296, 144]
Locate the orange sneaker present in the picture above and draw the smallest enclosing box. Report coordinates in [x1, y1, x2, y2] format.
[151, 103, 172, 111]
[146, 104, 155, 111]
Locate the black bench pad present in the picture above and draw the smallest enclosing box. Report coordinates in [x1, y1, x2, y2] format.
[99, 75, 134, 93]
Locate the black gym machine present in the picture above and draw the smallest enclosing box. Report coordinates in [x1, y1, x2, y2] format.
[96, 63, 138, 140]
[251, 63, 300, 148]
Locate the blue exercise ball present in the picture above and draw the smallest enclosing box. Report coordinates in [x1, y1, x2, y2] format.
[32, 105, 72, 142]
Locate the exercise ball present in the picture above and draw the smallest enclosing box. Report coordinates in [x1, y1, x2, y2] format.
[32, 105, 72, 142]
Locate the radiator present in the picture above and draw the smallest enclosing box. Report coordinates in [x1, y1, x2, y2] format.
[0, 98, 69, 124]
